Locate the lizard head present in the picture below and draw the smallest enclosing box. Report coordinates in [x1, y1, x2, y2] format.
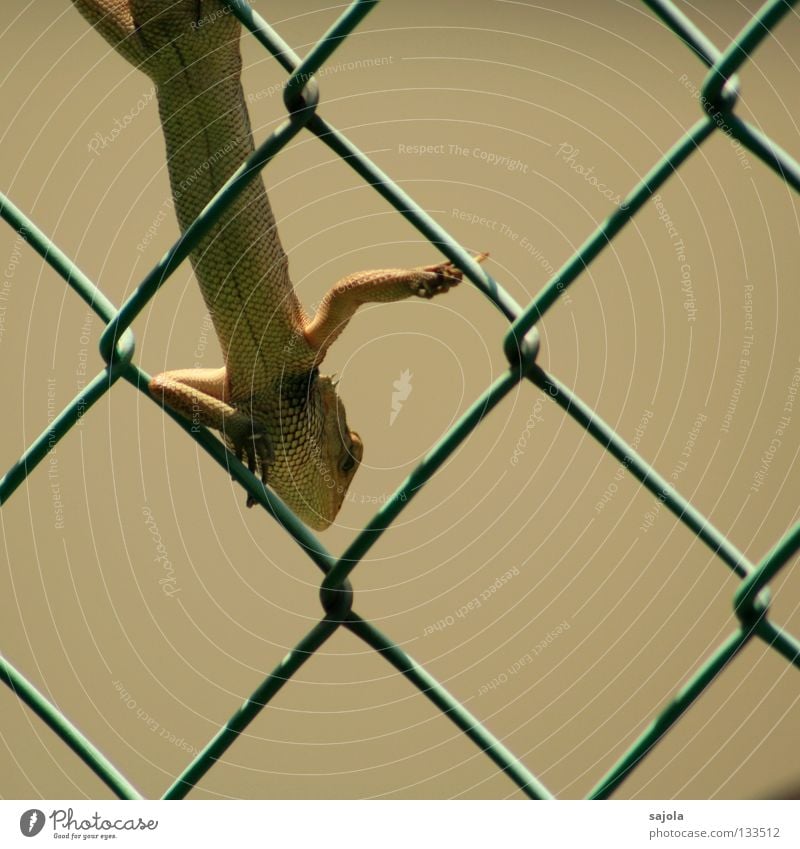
[268, 374, 363, 531]
[315, 375, 364, 526]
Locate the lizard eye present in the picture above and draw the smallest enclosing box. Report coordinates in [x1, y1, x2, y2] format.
[340, 452, 356, 475]
[339, 431, 362, 475]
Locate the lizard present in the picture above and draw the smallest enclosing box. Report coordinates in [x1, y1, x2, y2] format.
[72, 0, 486, 530]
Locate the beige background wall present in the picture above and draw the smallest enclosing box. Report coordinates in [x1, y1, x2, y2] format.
[1, 0, 799, 799]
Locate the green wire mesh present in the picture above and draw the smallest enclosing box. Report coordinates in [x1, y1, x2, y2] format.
[2, 0, 799, 801]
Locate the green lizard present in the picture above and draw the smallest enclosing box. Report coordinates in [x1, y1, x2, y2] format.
[73, 0, 485, 529]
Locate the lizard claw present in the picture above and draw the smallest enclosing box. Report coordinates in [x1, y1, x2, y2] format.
[226, 421, 274, 508]
[414, 251, 489, 298]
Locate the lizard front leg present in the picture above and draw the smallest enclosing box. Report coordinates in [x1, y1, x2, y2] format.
[304, 253, 489, 357]
[149, 368, 273, 497]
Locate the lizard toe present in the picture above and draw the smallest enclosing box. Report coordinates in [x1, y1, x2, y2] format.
[414, 262, 462, 298]
[242, 427, 275, 507]
[416, 252, 489, 298]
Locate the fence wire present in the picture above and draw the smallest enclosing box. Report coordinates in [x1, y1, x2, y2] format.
[1, 0, 799, 800]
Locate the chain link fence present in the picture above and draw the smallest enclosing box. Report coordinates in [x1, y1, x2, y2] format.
[1, 0, 799, 799]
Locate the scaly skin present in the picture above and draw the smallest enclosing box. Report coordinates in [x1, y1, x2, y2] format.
[73, 0, 485, 529]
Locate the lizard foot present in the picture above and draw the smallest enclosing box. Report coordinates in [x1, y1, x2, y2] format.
[414, 251, 490, 298]
[224, 418, 274, 508]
